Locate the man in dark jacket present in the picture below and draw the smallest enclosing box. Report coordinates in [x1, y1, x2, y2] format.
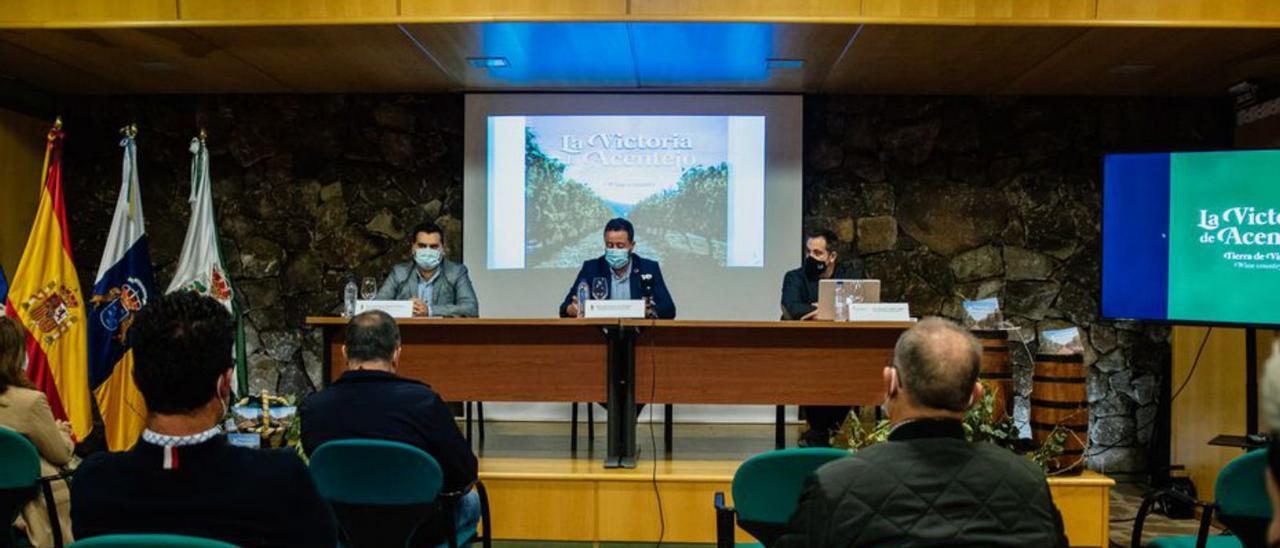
[774, 317, 1068, 548]
[780, 228, 866, 446]
[71, 292, 337, 548]
[300, 310, 479, 545]
[559, 218, 676, 319]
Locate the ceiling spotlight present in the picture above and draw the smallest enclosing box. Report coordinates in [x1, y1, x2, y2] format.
[468, 57, 510, 68]
[766, 58, 805, 70]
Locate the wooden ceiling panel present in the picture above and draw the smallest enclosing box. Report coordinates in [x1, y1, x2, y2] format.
[400, 22, 638, 90]
[825, 25, 1087, 94]
[401, 0, 627, 19]
[0, 37, 124, 94]
[629, 0, 859, 19]
[191, 26, 456, 92]
[178, 0, 397, 22]
[0, 0, 176, 25]
[0, 28, 284, 94]
[1097, 0, 1280, 24]
[861, 0, 1095, 20]
[629, 22, 859, 91]
[1005, 27, 1280, 95]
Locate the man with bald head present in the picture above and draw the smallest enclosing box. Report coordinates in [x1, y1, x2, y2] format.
[774, 318, 1068, 547]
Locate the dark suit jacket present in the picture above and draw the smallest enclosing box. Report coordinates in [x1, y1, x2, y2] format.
[557, 254, 676, 319]
[300, 370, 478, 492]
[71, 437, 337, 548]
[779, 260, 866, 320]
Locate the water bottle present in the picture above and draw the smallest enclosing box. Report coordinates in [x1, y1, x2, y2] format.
[343, 278, 358, 318]
[576, 281, 590, 318]
[833, 281, 847, 322]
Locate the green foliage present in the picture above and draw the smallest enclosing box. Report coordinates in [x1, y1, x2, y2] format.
[627, 163, 729, 241]
[832, 382, 1068, 473]
[524, 127, 616, 262]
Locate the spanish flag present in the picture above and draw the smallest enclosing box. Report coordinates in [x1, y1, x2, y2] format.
[3, 120, 93, 441]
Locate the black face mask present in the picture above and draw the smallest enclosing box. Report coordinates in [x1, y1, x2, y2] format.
[803, 256, 828, 279]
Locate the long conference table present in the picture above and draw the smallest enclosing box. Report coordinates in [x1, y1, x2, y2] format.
[306, 317, 912, 468]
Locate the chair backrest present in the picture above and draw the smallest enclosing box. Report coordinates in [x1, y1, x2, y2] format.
[70, 534, 238, 547]
[309, 439, 444, 505]
[1216, 448, 1272, 519]
[732, 447, 849, 525]
[1212, 447, 1273, 548]
[0, 426, 40, 489]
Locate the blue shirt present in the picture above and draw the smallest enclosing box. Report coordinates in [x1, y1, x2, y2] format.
[610, 261, 631, 300]
[416, 268, 440, 310]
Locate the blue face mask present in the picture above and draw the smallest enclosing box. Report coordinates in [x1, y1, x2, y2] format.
[605, 248, 631, 270]
[414, 247, 443, 270]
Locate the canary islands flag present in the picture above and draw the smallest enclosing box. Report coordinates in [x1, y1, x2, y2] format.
[3, 122, 93, 441]
[88, 132, 155, 451]
[0, 266, 8, 305]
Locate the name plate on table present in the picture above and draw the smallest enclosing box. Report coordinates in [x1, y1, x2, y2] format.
[584, 299, 645, 318]
[849, 302, 912, 322]
[354, 300, 415, 318]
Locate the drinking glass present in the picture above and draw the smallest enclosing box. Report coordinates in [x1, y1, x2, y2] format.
[591, 277, 608, 301]
[360, 277, 377, 300]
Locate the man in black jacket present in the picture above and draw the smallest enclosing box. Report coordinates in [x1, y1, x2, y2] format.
[71, 292, 337, 547]
[780, 228, 865, 446]
[774, 318, 1068, 548]
[300, 310, 480, 545]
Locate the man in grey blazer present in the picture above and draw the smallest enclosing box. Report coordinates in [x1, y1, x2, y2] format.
[375, 222, 479, 317]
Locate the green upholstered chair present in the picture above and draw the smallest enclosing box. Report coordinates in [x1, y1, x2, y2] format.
[714, 447, 849, 548]
[69, 534, 237, 547]
[309, 439, 490, 548]
[1132, 448, 1272, 548]
[0, 426, 67, 548]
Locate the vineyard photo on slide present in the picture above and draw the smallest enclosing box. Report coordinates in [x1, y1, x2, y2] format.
[522, 116, 732, 268]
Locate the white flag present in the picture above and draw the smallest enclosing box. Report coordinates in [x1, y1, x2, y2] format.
[168, 137, 246, 394]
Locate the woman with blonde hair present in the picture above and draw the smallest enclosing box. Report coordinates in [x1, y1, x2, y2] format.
[0, 316, 74, 546]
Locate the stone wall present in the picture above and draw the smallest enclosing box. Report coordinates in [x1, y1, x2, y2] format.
[59, 94, 1231, 473]
[804, 96, 1231, 472]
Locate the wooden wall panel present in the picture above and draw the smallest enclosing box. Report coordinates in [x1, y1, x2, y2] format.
[1170, 326, 1246, 501]
[1098, 0, 1280, 24]
[0, 108, 47, 276]
[179, 0, 397, 22]
[861, 0, 1095, 20]
[401, 0, 627, 19]
[630, 0, 860, 18]
[0, 0, 176, 25]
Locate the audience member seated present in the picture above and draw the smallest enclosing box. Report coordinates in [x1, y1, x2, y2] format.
[70, 292, 337, 547]
[774, 317, 1068, 547]
[300, 310, 480, 545]
[0, 317, 74, 547]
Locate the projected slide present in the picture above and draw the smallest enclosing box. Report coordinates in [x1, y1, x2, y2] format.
[486, 115, 765, 270]
[1103, 150, 1280, 326]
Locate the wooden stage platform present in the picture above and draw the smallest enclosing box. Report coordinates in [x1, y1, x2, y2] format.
[472, 422, 1114, 546]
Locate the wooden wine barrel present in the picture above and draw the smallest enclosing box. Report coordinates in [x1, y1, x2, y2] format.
[973, 330, 1013, 422]
[1031, 353, 1088, 473]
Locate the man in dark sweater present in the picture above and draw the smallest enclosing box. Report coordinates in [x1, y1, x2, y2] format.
[774, 318, 1068, 548]
[71, 292, 337, 547]
[300, 310, 479, 544]
[780, 228, 866, 447]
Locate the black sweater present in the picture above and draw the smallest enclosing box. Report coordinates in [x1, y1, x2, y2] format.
[300, 369, 478, 493]
[71, 436, 337, 547]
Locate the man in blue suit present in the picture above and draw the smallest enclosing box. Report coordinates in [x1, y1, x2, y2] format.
[559, 218, 676, 319]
